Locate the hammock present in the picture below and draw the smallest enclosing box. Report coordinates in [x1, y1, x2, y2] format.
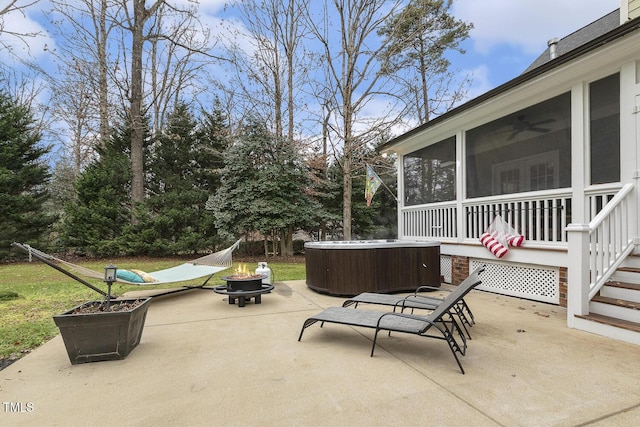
[12, 240, 240, 289]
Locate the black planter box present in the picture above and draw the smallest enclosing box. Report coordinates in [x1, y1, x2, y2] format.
[53, 298, 152, 365]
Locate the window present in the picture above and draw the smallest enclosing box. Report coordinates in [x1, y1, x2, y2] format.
[590, 73, 620, 184]
[492, 151, 559, 194]
[403, 136, 455, 205]
[530, 161, 555, 191]
[466, 93, 571, 198]
[500, 168, 520, 194]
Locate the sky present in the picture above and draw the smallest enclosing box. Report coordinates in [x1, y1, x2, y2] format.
[0, 0, 623, 140]
[450, 0, 621, 99]
[5, 0, 622, 86]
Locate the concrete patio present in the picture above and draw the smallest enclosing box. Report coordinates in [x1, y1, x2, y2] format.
[1, 280, 639, 426]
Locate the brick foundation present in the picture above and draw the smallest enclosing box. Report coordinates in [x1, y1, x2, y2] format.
[451, 255, 469, 286]
[559, 267, 567, 307]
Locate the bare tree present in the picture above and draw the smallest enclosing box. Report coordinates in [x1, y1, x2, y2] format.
[145, 4, 214, 133]
[0, 67, 51, 145]
[45, 1, 220, 210]
[118, 0, 220, 206]
[228, 0, 313, 255]
[124, 0, 163, 204]
[46, 0, 122, 161]
[305, 0, 407, 240]
[0, 1, 42, 54]
[49, 60, 100, 172]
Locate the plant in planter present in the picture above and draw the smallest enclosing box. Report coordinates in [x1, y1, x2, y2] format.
[11, 242, 152, 365]
[52, 264, 152, 365]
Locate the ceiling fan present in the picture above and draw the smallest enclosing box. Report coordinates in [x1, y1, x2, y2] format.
[506, 115, 555, 140]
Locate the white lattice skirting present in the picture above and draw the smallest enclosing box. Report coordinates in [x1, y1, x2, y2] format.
[441, 255, 452, 283]
[469, 259, 559, 304]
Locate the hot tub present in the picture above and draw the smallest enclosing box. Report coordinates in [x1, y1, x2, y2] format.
[304, 240, 440, 296]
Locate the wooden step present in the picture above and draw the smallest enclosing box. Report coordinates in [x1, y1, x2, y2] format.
[616, 267, 640, 274]
[592, 295, 640, 310]
[575, 313, 640, 333]
[604, 281, 640, 292]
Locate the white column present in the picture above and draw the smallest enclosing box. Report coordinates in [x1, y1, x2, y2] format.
[620, 61, 640, 251]
[566, 83, 588, 327]
[395, 155, 404, 239]
[566, 224, 591, 326]
[456, 130, 465, 243]
[570, 82, 587, 223]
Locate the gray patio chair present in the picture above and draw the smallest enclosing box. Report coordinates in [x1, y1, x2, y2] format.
[298, 267, 484, 374]
[342, 282, 476, 338]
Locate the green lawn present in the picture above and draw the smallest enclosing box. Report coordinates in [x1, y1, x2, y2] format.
[0, 257, 305, 362]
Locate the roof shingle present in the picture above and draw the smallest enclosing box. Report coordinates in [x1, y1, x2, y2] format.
[523, 9, 620, 73]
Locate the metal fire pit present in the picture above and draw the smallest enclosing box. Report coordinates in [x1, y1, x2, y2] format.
[213, 275, 273, 307]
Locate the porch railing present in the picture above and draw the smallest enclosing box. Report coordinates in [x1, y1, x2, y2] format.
[463, 190, 572, 244]
[402, 202, 457, 239]
[401, 187, 624, 247]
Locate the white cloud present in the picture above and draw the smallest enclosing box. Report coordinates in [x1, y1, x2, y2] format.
[194, 0, 229, 15]
[0, 4, 54, 61]
[453, 0, 620, 55]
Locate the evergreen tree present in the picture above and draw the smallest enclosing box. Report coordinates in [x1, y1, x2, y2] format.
[257, 132, 321, 256]
[306, 155, 342, 240]
[210, 119, 265, 241]
[211, 118, 320, 256]
[322, 157, 397, 240]
[379, 0, 472, 123]
[323, 161, 385, 239]
[0, 91, 56, 258]
[123, 103, 229, 256]
[62, 119, 133, 256]
[194, 105, 231, 248]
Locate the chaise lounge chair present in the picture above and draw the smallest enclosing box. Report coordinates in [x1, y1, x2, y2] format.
[342, 283, 476, 338]
[298, 267, 484, 374]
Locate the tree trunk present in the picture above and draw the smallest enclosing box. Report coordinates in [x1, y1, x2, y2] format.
[418, 40, 429, 123]
[130, 0, 146, 207]
[281, 226, 294, 257]
[98, 0, 110, 146]
[342, 155, 352, 240]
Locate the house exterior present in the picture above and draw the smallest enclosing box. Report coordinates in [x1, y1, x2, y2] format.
[379, 1, 640, 344]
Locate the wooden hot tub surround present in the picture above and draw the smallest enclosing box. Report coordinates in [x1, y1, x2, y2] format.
[304, 240, 440, 296]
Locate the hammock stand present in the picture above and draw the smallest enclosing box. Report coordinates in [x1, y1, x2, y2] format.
[11, 240, 241, 299]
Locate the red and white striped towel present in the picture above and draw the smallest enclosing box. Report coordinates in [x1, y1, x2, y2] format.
[480, 232, 508, 258]
[506, 234, 524, 247]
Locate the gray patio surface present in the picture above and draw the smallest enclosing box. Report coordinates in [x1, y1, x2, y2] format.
[1, 280, 639, 426]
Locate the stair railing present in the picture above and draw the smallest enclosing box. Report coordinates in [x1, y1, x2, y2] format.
[567, 183, 636, 322]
